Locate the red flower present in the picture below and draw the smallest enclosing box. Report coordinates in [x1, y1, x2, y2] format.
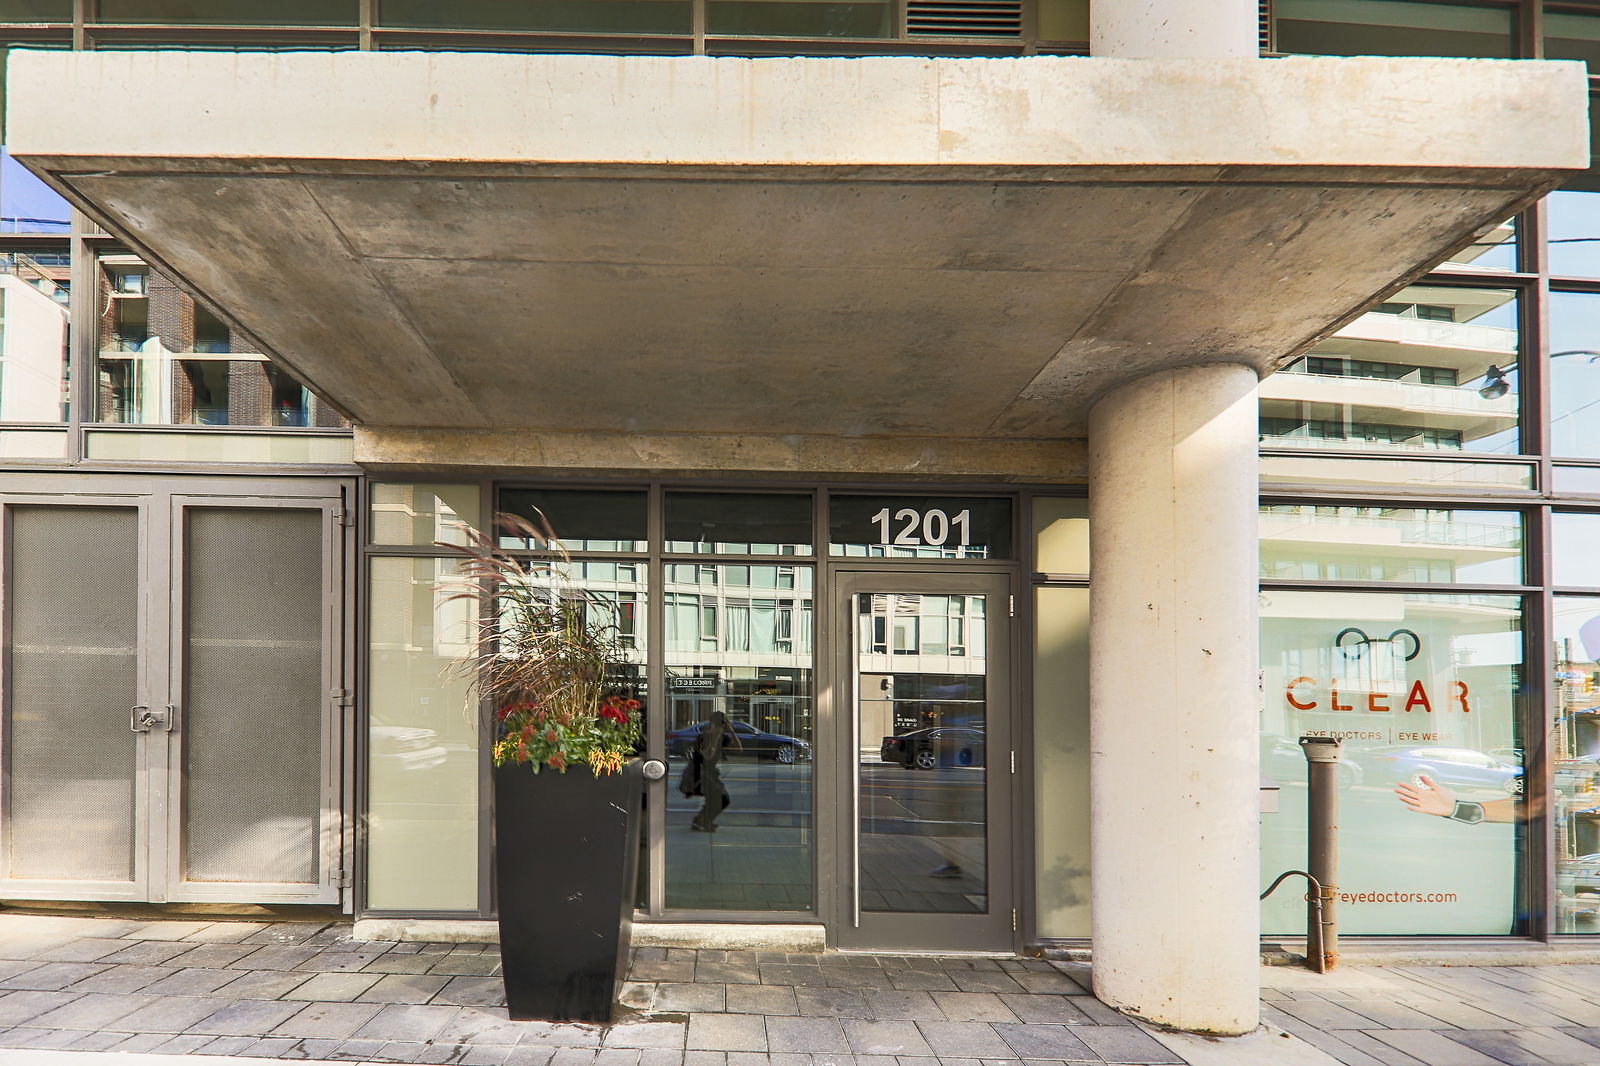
[548, 752, 567, 771]
[546, 728, 559, 744]
[600, 705, 629, 724]
[623, 699, 642, 711]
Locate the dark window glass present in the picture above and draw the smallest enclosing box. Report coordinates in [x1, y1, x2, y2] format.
[380, 0, 692, 35]
[1546, 10, 1600, 71]
[829, 496, 1013, 560]
[95, 1, 358, 24]
[706, 1, 892, 38]
[0, 2, 70, 21]
[498, 488, 648, 552]
[665, 492, 812, 555]
[1274, 0, 1514, 58]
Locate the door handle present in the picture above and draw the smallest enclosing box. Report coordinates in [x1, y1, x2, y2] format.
[131, 705, 172, 732]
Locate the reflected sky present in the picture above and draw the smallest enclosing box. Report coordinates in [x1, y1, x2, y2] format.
[0, 148, 70, 230]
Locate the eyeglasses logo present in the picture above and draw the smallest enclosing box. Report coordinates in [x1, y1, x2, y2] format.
[1335, 627, 1421, 662]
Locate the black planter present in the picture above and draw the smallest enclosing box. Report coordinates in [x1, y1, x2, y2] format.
[492, 760, 643, 1023]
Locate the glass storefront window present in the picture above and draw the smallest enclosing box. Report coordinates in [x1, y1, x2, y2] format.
[705, 0, 892, 38]
[0, 249, 68, 422]
[1260, 505, 1524, 585]
[366, 557, 479, 911]
[830, 495, 1013, 559]
[664, 491, 811, 555]
[1033, 497, 1088, 574]
[497, 488, 647, 552]
[1553, 595, 1600, 932]
[1548, 292, 1600, 460]
[1553, 512, 1600, 589]
[370, 483, 480, 548]
[379, 0, 692, 35]
[94, 256, 343, 428]
[665, 563, 812, 911]
[1261, 590, 1525, 934]
[1273, 0, 1515, 58]
[1549, 190, 1600, 279]
[1260, 285, 1521, 455]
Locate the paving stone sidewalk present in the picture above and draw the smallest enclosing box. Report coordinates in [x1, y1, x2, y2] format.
[0, 915, 1181, 1065]
[5, 915, 1600, 1065]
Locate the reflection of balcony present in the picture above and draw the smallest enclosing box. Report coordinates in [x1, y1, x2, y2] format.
[1259, 513, 1522, 565]
[1319, 311, 1515, 372]
[1260, 372, 1517, 429]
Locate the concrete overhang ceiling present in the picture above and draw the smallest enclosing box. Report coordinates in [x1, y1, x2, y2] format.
[8, 51, 1589, 447]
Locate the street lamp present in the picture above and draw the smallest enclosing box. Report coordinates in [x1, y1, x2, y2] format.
[1478, 350, 1600, 400]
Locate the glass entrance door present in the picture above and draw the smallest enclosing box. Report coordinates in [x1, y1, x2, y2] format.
[833, 572, 1013, 952]
[0, 488, 345, 904]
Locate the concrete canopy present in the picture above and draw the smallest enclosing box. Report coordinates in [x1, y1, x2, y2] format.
[7, 51, 1587, 478]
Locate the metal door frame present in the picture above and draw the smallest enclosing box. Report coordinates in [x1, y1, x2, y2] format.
[0, 489, 156, 901]
[163, 494, 343, 904]
[0, 474, 351, 905]
[827, 569, 1017, 953]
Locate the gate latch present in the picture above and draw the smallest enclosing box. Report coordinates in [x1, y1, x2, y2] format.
[131, 705, 170, 732]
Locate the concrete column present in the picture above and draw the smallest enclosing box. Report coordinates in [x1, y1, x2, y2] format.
[1087, 363, 1260, 1035]
[1091, 0, 1257, 58]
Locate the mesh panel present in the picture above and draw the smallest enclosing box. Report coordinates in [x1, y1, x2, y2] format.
[182, 508, 323, 885]
[5, 506, 139, 882]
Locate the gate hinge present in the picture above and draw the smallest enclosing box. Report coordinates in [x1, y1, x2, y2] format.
[333, 506, 353, 528]
[333, 869, 350, 889]
[1008, 595, 1015, 617]
[331, 688, 354, 709]
[1011, 908, 1018, 932]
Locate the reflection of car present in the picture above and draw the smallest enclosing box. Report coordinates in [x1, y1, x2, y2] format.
[371, 726, 448, 772]
[665, 721, 810, 763]
[881, 727, 985, 770]
[1356, 745, 1523, 795]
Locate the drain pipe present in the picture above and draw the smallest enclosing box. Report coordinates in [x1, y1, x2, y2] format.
[1299, 735, 1341, 972]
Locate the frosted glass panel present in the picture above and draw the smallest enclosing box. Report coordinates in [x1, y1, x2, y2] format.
[4, 506, 139, 882]
[183, 508, 323, 885]
[367, 557, 479, 911]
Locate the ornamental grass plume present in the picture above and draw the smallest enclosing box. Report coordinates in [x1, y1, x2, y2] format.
[440, 512, 640, 775]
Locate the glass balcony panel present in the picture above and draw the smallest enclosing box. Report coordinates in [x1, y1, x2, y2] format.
[1547, 292, 1600, 460]
[1259, 504, 1524, 585]
[94, 1, 358, 24]
[380, 0, 693, 35]
[1260, 284, 1521, 456]
[1273, 0, 1515, 58]
[706, 0, 893, 38]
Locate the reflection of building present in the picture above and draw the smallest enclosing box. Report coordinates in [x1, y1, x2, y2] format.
[0, 0, 1593, 1039]
[1262, 285, 1519, 453]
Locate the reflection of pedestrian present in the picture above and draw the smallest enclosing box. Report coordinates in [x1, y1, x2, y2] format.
[691, 712, 742, 832]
